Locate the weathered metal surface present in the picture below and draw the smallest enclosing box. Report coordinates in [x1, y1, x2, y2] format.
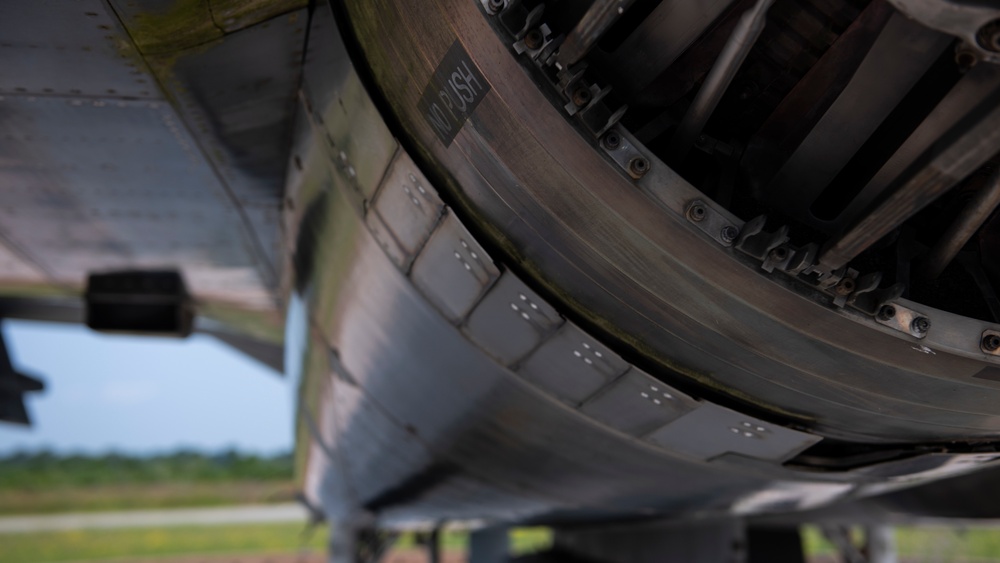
[763, 12, 951, 227]
[342, 0, 1000, 445]
[0, 95, 274, 307]
[590, 0, 736, 97]
[817, 89, 1000, 273]
[411, 210, 500, 324]
[274, 0, 1000, 532]
[0, 0, 306, 310]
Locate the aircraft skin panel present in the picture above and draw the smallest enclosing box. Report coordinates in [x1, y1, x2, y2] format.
[0, 0, 307, 309]
[273, 0, 1000, 529]
[338, 0, 1000, 443]
[7, 0, 1000, 538]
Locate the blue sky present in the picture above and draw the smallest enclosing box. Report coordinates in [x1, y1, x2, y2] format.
[0, 320, 291, 456]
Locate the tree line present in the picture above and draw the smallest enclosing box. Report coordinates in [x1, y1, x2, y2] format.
[0, 450, 293, 490]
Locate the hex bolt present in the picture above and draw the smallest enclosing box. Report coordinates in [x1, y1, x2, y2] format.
[977, 19, 1000, 53]
[877, 305, 896, 321]
[524, 28, 544, 50]
[955, 46, 979, 70]
[602, 130, 621, 150]
[911, 316, 931, 334]
[689, 204, 707, 222]
[487, 0, 506, 14]
[571, 86, 592, 107]
[983, 333, 1000, 352]
[720, 225, 739, 244]
[834, 277, 856, 296]
[629, 157, 650, 177]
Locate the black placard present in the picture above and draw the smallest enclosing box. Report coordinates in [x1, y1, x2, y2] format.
[419, 40, 491, 147]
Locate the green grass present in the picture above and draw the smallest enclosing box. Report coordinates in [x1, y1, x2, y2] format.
[0, 481, 298, 516]
[803, 525, 1000, 560]
[5, 521, 998, 563]
[0, 526, 550, 563]
[0, 451, 297, 515]
[0, 451, 293, 490]
[0, 523, 328, 563]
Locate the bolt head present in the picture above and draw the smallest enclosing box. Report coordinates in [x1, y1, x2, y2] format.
[602, 131, 621, 150]
[524, 28, 544, 50]
[572, 86, 592, 107]
[834, 277, 856, 296]
[983, 333, 1000, 352]
[877, 305, 896, 321]
[689, 205, 706, 222]
[912, 316, 931, 334]
[977, 19, 1000, 52]
[629, 157, 650, 177]
[721, 225, 739, 243]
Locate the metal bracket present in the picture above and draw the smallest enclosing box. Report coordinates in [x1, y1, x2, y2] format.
[849, 276, 905, 316]
[982, 329, 1000, 356]
[513, 23, 553, 62]
[874, 302, 931, 339]
[601, 127, 652, 180]
[888, 0, 1000, 64]
[577, 85, 626, 137]
[734, 215, 789, 261]
[684, 200, 741, 248]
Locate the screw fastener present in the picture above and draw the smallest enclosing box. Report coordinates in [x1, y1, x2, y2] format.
[912, 316, 931, 334]
[769, 246, 788, 261]
[689, 204, 707, 222]
[834, 277, 856, 296]
[487, 0, 506, 14]
[571, 86, 592, 107]
[629, 157, 650, 177]
[983, 333, 1000, 352]
[602, 131, 621, 150]
[720, 225, 739, 244]
[877, 305, 896, 321]
[524, 28, 544, 50]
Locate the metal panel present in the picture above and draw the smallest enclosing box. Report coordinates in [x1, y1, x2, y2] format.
[152, 10, 307, 206]
[0, 240, 46, 284]
[366, 212, 410, 270]
[411, 209, 500, 323]
[302, 4, 396, 199]
[0, 0, 160, 98]
[464, 272, 564, 366]
[580, 368, 697, 437]
[370, 151, 444, 269]
[649, 403, 821, 462]
[518, 322, 629, 405]
[835, 63, 1000, 231]
[764, 12, 950, 225]
[593, 0, 736, 96]
[0, 95, 273, 307]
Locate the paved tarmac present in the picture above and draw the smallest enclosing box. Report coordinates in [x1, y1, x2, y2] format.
[0, 503, 309, 533]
